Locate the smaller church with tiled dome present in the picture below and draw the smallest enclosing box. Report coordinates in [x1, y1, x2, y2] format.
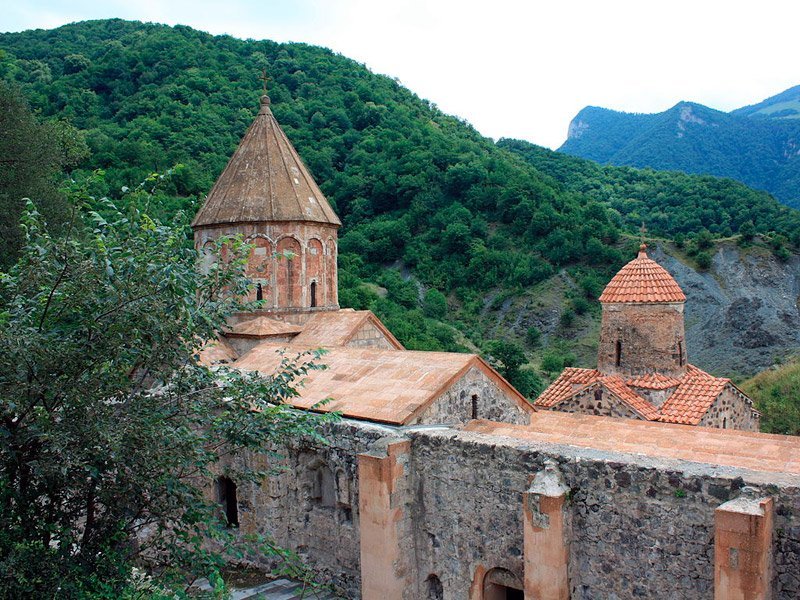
[535, 245, 760, 430]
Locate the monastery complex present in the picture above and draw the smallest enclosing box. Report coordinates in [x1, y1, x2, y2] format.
[195, 93, 800, 599]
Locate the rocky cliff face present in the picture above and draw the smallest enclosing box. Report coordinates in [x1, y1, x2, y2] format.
[651, 244, 800, 378]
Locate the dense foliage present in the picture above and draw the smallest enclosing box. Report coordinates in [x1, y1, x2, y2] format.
[558, 99, 800, 208]
[0, 188, 332, 596]
[0, 80, 87, 266]
[1, 19, 799, 399]
[0, 19, 630, 385]
[741, 358, 800, 436]
[499, 138, 800, 244]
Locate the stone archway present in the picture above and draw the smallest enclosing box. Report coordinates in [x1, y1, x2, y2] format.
[477, 567, 524, 600]
[470, 566, 525, 600]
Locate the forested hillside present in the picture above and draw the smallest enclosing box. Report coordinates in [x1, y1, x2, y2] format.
[2, 19, 799, 398]
[559, 95, 800, 208]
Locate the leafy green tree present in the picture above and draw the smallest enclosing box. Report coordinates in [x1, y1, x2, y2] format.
[0, 192, 332, 597]
[0, 81, 87, 266]
[525, 326, 541, 348]
[695, 251, 712, 270]
[540, 349, 576, 374]
[741, 358, 800, 435]
[423, 288, 447, 319]
[738, 220, 755, 244]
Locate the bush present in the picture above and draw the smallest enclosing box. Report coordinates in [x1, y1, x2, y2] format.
[572, 297, 590, 315]
[695, 251, 712, 270]
[423, 288, 448, 319]
[540, 349, 576, 374]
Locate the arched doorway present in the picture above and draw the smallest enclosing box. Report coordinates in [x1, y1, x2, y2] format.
[482, 568, 523, 600]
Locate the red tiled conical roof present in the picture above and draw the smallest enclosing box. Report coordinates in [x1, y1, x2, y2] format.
[598, 245, 686, 303]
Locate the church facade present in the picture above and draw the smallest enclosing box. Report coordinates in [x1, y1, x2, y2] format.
[193, 93, 800, 599]
[535, 246, 760, 430]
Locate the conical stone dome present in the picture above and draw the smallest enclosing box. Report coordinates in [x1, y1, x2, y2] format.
[192, 95, 341, 228]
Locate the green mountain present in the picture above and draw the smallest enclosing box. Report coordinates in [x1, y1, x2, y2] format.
[559, 93, 800, 208]
[732, 85, 800, 119]
[1, 19, 799, 390]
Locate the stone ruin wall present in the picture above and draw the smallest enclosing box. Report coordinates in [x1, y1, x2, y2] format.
[551, 386, 645, 420]
[698, 384, 760, 431]
[411, 366, 531, 426]
[411, 429, 800, 599]
[231, 421, 386, 596]
[226, 419, 800, 599]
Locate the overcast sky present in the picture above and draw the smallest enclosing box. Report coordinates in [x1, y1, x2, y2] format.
[5, 0, 799, 148]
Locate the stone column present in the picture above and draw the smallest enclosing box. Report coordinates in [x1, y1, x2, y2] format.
[523, 459, 571, 600]
[715, 490, 774, 600]
[358, 439, 413, 600]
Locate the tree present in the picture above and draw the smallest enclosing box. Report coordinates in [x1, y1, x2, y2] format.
[0, 81, 87, 267]
[0, 189, 333, 597]
[485, 339, 526, 379]
[423, 288, 447, 319]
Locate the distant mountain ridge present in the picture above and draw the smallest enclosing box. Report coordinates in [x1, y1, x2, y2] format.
[559, 88, 800, 208]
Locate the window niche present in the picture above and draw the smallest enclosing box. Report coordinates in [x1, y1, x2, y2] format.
[216, 476, 239, 528]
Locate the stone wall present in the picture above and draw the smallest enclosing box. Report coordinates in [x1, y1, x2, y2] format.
[346, 320, 397, 350]
[698, 384, 760, 431]
[412, 366, 531, 425]
[411, 429, 800, 600]
[231, 421, 388, 596]
[222, 418, 800, 599]
[598, 302, 687, 378]
[194, 221, 339, 309]
[553, 386, 645, 420]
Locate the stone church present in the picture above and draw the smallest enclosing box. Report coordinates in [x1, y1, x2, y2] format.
[194, 92, 800, 599]
[534, 245, 760, 430]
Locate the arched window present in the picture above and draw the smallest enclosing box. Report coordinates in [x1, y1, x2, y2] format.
[310, 281, 317, 307]
[615, 340, 622, 367]
[471, 394, 479, 420]
[216, 476, 238, 527]
[678, 341, 685, 366]
[256, 283, 263, 301]
[723, 417, 727, 429]
[311, 464, 336, 508]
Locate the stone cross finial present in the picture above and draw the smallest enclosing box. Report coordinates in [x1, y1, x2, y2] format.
[260, 68, 269, 96]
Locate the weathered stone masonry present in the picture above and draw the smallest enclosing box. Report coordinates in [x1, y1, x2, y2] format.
[232, 418, 800, 599]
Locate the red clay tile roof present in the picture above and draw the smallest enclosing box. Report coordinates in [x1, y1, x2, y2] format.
[197, 336, 238, 366]
[625, 372, 681, 390]
[226, 316, 304, 338]
[598, 245, 686, 304]
[192, 95, 341, 228]
[232, 345, 531, 425]
[288, 309, 404, 350]
[598, 375, 661, 420]
[535, 368, 601, 407]
[657, 364, 730, 425]
[464, 413, 800, 476]
[534, 363, 743, 425]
